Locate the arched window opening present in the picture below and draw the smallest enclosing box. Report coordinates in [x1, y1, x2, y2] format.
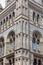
[9, 58, 14, 65]
[32, 31, 42, 51]
[7, 31, 15, 51]
[33, 58, 37, 65]
[9, 59, 11, 65]
[0, 37, 4, 55]
[0, 59, 3, 65]
[38, 59, 41, 65]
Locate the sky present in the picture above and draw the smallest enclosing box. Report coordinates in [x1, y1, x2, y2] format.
[0, 0, 5, 8]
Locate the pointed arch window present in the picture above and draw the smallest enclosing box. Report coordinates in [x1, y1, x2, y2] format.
[32, 31, 42, 51]
[10, 35, 15, 50]
[0, 37, 4, 55]
[7, 31, 15, 51]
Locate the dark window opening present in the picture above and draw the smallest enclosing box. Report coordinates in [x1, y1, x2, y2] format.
[38, 60, 41, 65]
[9, 14, 11, 19]
[33, 12, 35, 21]
[16, 59, 17, 61]
[12, 12, 15, 16]
[9, 59, 11, 65]
[6, 17, 8, 21]
[1, 21, 2, 25]
[3, 19, 5, 23]
[13, 58, 14, 65]
[33, 59, 37, 65]
[37, 14, 39, 22]
[19, 58, 20, 60]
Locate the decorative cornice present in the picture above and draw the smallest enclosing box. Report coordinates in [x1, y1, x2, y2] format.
[0, 0, 16, 20]
[0, 0, 43, 20]
[28, 0, 43, 14]
[30, 51, 43, 58]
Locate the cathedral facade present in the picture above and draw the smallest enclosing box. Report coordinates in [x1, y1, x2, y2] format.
[0, 0, 43, 65]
